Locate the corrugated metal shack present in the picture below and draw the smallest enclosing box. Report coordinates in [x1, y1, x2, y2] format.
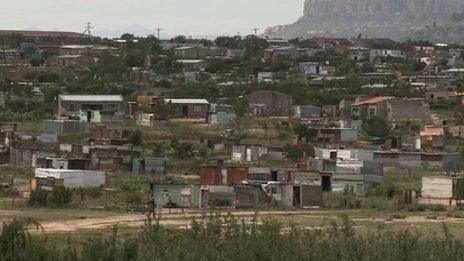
[374, 151, 461, 169]
[132, 157, 166, 175]
[45, 157, 91, 170]
[232, 144, 267, 162]
[201, 165, 248, 186]
[9, 148, 56, 168]
[35, 168, 106, 188]
[208, 104, 237, 125]
[43, 120, 86, 134]
[150, 184, 200, 208]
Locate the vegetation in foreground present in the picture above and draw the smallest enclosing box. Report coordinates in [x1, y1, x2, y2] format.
[1, 214, 464, 261]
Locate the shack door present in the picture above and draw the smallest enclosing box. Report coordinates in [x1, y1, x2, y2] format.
[322, 176, 332, 192]
[182, 105, 189, 117]
[293, 186, 301, 207]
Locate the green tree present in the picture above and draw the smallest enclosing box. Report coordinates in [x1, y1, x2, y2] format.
[128, 130, 143, 146]
[363, 117, 390, 140]
[284, 143, 315, 162]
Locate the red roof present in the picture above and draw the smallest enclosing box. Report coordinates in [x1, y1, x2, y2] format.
[352, 96, 391, 106]
[0, 30, 84, 39]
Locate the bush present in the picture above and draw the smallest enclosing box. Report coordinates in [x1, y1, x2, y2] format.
[128, 130, 143, 146]
[48, 187, 74, 208]
[28, 187, 73, 208]
[3, 215, 464, 260]
[28, 189, 49, 207]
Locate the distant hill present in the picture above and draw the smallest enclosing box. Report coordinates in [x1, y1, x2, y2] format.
[265, 0, 464, 43]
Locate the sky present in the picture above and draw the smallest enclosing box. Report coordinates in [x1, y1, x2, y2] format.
[0, 0, 303, 37]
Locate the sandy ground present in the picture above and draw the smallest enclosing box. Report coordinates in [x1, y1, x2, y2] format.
[2, 209, 464, 234]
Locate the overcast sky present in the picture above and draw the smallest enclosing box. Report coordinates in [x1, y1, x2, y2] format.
[0, 0, 303, 37]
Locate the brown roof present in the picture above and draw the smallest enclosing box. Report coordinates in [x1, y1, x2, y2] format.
[420, 125, 445, 137]
[352, 96, 391, 106]
[0, 30, 84, 39]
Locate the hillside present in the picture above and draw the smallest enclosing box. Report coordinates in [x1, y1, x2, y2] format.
[265, 0, 464, 42]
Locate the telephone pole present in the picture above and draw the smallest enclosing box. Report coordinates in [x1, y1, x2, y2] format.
[252, 28, 259, 36]
[155, 28, 163, 39]
[80, 22, 93, 40]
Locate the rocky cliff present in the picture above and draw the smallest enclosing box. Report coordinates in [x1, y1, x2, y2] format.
[265, 0, 464, 42]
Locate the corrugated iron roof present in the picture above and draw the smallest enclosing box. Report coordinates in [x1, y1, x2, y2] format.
[59, 95, 123, 102]
[164, 99, 209, 104]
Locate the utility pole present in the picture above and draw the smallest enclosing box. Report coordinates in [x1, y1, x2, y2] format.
[155, 28, 163, 39]
[252, 28, 259, 36]
[80, 22, 93, 40]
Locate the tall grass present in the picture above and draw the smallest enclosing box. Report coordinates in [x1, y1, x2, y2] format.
[1, 214, 464, 260]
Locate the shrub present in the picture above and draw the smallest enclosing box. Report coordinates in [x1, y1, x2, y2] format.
[28, 189, 49, 207]
[28, 187, 73, 208]
[48, 187, 74, 208]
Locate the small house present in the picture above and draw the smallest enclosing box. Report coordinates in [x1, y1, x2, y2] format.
[58, 95, 126, 122]
[164, 99, 209, 118]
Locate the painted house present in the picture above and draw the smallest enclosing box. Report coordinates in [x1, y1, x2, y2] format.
[164, 99, 209, 118]
[351, 96, 430, 121]
[58, 95, 126, 122]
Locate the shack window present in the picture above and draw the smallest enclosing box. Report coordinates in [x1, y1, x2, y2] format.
[66, 104, 77, 111]
[193, 105, 202, 112]
[108, 103, 118, 111]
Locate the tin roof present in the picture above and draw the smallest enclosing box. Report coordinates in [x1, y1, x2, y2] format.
[59, 95, 123, 102]
[164, 99, 209, 104]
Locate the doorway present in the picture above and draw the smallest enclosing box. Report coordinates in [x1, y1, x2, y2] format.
[322, 176, 332, 192]
[293, 186, 301, 207]
[181, 105, 189, 117]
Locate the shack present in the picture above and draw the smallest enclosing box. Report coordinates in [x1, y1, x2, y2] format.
[132, 157, 167, 175]
[150, 184, 200, 208]
[164, 99, 209, 118]
[35, 168, 106, 188]
[43, 120, 86, 134]
[421, 176, 464, 205]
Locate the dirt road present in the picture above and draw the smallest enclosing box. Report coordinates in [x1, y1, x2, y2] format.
[2, 209, 464, 234]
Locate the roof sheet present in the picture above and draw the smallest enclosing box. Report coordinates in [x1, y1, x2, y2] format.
[164, 99, 209, 104]
[59, 95, 123, 102]
[352, 96, 391, 106]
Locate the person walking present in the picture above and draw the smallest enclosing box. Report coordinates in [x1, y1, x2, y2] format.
[147, 196, 157, 220]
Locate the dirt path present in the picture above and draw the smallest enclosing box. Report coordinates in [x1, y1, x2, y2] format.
[3, 208, 464, 233]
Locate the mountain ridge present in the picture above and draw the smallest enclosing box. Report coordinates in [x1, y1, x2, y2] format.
[265, 0, 464, 42]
